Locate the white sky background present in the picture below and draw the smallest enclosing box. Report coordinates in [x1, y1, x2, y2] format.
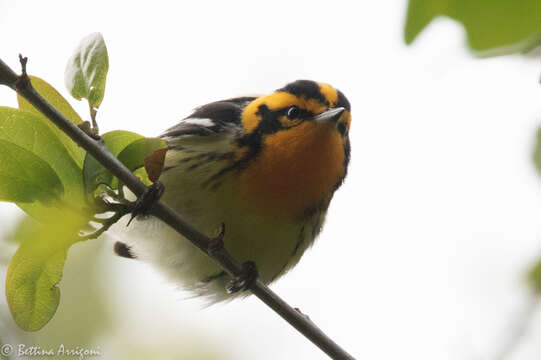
[1, 1, 541, 359]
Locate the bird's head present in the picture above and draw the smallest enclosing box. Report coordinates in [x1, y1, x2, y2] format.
[241, 80, 351, 142]
[237, 80, 351, 219]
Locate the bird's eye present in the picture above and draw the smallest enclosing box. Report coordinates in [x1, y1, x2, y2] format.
[287, 106, 300, 119]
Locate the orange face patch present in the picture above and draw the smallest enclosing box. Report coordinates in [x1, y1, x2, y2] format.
[236, 81, 350, 218]
[239, 121, 346, 219]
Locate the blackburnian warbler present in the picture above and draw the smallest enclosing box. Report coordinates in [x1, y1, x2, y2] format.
[115, 80, 351, 302]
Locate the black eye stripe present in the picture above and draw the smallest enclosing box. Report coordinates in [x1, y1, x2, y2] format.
[253, 104, 322, 135]
[255, 104, 282, 133]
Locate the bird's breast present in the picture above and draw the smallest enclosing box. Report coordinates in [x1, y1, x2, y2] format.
[239, 122, 345, 219]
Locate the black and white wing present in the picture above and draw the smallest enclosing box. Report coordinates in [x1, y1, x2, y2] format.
[159, 97, 257, 186]
[160, 97, 256, 139]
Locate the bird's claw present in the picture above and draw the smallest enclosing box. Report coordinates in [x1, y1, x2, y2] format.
[127, 181, 165, 226]
[226, 261, 258, 294]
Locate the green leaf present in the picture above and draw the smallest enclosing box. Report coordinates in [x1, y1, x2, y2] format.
[404, 0, 447, 45]
[0, 107, 85, 221]
[18, 76, 83, 124]
[83, 130, 143, 193]
[100, 130, 145, 156]
[111, 138, 166, 188]
[0, 139, 63, 203]
[0, 107, 83, 196]
[4, 216, 40, 244]
[404, 0, 541, 56]
[17, 76, 85, 168]
[133, 166, 153, 186]
[65, 33, 109, 108]
[117, 137, 167, 172]
[16, 203, 67, 225]
[5, 213, 87, 331]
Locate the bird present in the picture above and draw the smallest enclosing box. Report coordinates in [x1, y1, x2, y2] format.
[113, 80, 351, 303]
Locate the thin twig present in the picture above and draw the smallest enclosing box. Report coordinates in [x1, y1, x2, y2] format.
[88, 101, 99, 134]
[0, 55, 356, 360]
[0, 58, 18, 88]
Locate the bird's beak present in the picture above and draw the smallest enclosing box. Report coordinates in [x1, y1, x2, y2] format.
[311, 107, 345, 126]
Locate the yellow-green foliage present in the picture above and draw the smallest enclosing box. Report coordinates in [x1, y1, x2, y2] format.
[405, 0, 541, 56]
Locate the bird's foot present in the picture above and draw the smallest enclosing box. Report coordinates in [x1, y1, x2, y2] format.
[226, 261, 258, 294]
[127, 181, 165, 226]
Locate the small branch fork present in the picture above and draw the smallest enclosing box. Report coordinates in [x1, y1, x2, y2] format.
[0, 56, 355, 360]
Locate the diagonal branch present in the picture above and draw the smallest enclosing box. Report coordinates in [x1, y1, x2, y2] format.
[0, 56, 355, 360]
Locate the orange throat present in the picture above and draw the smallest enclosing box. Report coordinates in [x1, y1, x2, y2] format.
[240, 122, 346, 219]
